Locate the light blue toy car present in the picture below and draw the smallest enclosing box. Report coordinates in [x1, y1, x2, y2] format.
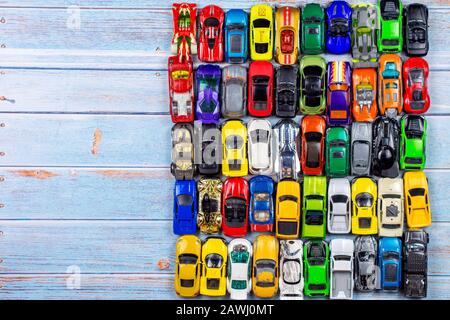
[378, 237, 402, 291]
[225, 9, 248, 63]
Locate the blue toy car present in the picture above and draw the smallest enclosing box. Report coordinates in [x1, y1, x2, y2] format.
[173, 180, 197, 235]
[378, 237, 402, 291]
[225, 9, 248, 63]
[325, 1, 352, 54]
[249, 176, 274, 233]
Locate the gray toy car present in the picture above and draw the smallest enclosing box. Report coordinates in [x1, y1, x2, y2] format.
[171, 123, 195, 180]
[351, 122, 372, 176]
[222, 65, 247, 118]
[351, 5, 378, 68]
[354, 235, 378, 291]
[273, 119, 301, 181]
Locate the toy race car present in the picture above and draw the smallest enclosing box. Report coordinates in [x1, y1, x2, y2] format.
[351, 4, 378, 68]
[378, 237, 402, 292]
[300, 55, 327, 115]
[171, 3, 197, 55]
[328, 178, 351, 234]
[377, 0, 403, 52]
[221, 65, 247, 119]
[351, 177, 378, 235]
[400, 115, 427, 170]
[276, 180, 301, 239]
[327, 61, 352, 126]
[404, 171, 432, 228]
[325, 1, 352, 54]
[171, 123, 195, 180]
[404, 229, 429, 298]
[252, 235, 279, 298]
[222, 177, 249, 237]
[330, 239, 354, 300]
[225, 9, 248, 64]
[196, 64, 221, 124]
[195, 123, 220, 175]
[301, 4, 325, 54]
[275, 6, 300, 65]
[197, 177, 223, 234]
[403, 57, 430, 114]
[221, 120, 248, 177]
[249, 176, 275, 232]
[227, 238, 252, 300]
[275, 65, 299, 118]
[248, 119, 273, 175]
[175, 235, 202, 297]
[372, 117, 400, 178]
[325, 127, 350, 177]
[303, 240, 330, 296]
[248, 61, 274, 117]
[273, 119, 301, 181]
[301, 115, 326, 175]
[352, 68, 378, 122]
[354, 235, 378, 291]
[378, 54, 403, 117]
[200, 237, 228, 296]
[173, 179, 197, 235]
[250, 4, 274, 61]
[378, 178, 404, 237]
[168, 55, 194, 123]
[302, 176, 327, 238]
[351, 122, 373, 176]
[279, 239, 304, 300]
[198, 5, 224, 62]
[404, 3, 429, 56]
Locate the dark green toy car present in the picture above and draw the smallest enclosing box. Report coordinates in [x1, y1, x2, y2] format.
[377, 0, 403, 52]
[303, 239, 330, 297]
[301, 4, 325, 54]
[400, 115, 427, 170]
[326, 127, 350, 177]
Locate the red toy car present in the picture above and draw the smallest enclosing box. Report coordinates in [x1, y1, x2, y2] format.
[248, 61, 274, 117]
[222, 177, 249, 237]
[198, 5, 225, 62]
[301, 115, 326, 175]
[168, 54, 194, 123]
[171, 3, 197, 56]
[403, 57, 430, 114]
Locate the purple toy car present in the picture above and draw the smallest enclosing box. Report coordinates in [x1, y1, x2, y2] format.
[326, 61, 351, 126]
[196, 64, 221, 123]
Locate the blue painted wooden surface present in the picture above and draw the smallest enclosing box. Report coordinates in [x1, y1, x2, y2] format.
[0, 0, 449, 300]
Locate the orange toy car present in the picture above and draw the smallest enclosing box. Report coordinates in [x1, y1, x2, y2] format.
[352, 68, 377, 122]
[378, 54, 402, 117]
[301, 115, 326, 175]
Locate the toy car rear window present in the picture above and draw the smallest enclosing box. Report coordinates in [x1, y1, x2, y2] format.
[253, 19, 271, 28]
[226, 135, 244, 149]
[230, 34, 242, 53]
[278, 221, 298, 235]
[331, 195, 348, 203]
[177, 194, 193, 206]
[205, 253, 224, 268]
[180, 279, 195, 288]
[225, 198, 247, 227]
[409, 188, 425, 197]
[305, 210, 324, 225]
[179, 254, 198, 265]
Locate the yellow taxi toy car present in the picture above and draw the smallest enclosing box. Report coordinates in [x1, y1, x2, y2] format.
[276, 180, 301, 239]
[352, 177, 378, 235]
[252, 235, 279, 298]
[175, 235, 202, 297]
[200, 237, 228, 296]
[250, 4, 274, 61]
[222, 120, 248, 177]
[275, 6, 300, 65]
[404, 171, 432, 228]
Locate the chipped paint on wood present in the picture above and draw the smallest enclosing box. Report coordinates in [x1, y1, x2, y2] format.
[158, 259, 170, 270]
[91, 128, 102, 155]
[12, 170, 58, 180]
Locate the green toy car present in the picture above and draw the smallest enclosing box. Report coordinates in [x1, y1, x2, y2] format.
[301, 4, 325, 54]
[400, 115, 427, 170]
[299, 55, 327, 114]
[303, 239, 330, 296]
[302, 176, 327, 238]
[325, 127, 350, 177]
[377, 0, 403, 52]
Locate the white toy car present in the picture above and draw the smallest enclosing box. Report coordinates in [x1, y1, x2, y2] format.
[248, 119, 273, 175]
[377, 178, 404, 237]
[327, 178, 351, 234]
[227, 238, 253, 300]
[330, 239, 354, 300]
[279, 239, 304, 300]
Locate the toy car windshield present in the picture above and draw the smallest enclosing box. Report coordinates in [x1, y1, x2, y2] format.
[353, 143, 370, 167]
[202, 195, 219, 217]
[255, 260, 276, 286]
[380, 0, 400, 20]
[177, 194, 194, 207]
[225, 198, 246, 227]
[229, 34, 243, 53]
[305, 17, 321, 24]
[356, 193, 373, 207]
[282, 261, 302, 284]
[206, 253, 224, 268]
[409, 188, 425, 197]
[250, 130, 270, 144]
[405, 117, 424, 139]
[330, 18, 349, 37]
[305, 132, 322, 168]
[226, 135, 244, 149]
[253, 76, 270, 109]
[281, 30, 295, 53]
[278, 90, 295, 108]
[305, 210, 324, 225]
[179, 254, 198, 265]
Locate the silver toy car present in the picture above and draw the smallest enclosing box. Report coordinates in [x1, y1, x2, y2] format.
[279, 239, 304, 300]
[354, 235, 378, 291]
[327, 178, 351, 234]
[273, 119, 301, 181]
[351, 122, 372, 176]
[351, 5, 378, 68]
[171, 123, 195, 180]
[222, 65, 247, 118]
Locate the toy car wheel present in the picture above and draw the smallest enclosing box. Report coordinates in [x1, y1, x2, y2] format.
[170, 163, 175, 175]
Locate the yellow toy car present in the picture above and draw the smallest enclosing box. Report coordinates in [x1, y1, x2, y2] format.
[404, 171, 432, 228]
[275, 6, 300, 65]
[175, 235, 202, 297]
[222, 120, 248, 177]
[276, 180, 301, 239]
[200, 237, 228, 296]
[252, 235, 279, 298]
[352, 177, 378, 235]
[250, 4, 274, 61]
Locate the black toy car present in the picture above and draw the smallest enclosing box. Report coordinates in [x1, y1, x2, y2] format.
[404, 229, 429, 298]
[275, 65, 298, 118]
[194, 123, 221, 175]
[404, 4, 429, 56]
[372, 117, 400, 178]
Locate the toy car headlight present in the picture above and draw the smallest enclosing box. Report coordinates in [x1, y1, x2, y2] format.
[254, 210, 270, 222]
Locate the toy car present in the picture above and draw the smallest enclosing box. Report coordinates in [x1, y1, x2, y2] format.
[196, 64, 221, 124]
[225, 9, 248, 63]
[200, 237, 228, 296]
[276, 180, 301, 239]
[252, 235, 279, 298]
[351, 122, 373, 176]
[275, 6, 300, 65]
[197, 177, 223, 234]
[301, 4, 325, 54]
[221, 120, 248, 177]
[173, 179, 197, 235]
[403, 57, 430, 114]
[249, 176, 275, 233]
[404, 229, 429, 298]
[227, 238, 253, 300]
[168, 55, 194, 123]
[325, 127, 350, 177]
[354, 236, 378, 291]
[403, 171, 431, 228]
[327, 61, 351, 126]
[330, 239, 354, 300]
[248, 119, 273, 175]
[378, 54, 403, 117]
[303, 240, 330, 296]
[222, 177, 249, 237]
[195, 123, 220, 175]
[250, 4, 274, 61]
[175, 235, 202, 297]
[221, 65, 247, 119]
[377, 0, 403, 52]
[351, 177, 378, 235]
[351, 4, 378, 68]
[275, 65, 299, 118]
[301, 115, 326, 175]
[273, 119, 301, 181]
[279, 240, 304, 300]
[352, 68, 378, 122]
[377, 178, 404, 237]
[171, 3, 197, 55]
[327, 178, 351, 234]
[171, 123, 195, 180]
[302, 176, 327, 238]
[325, 1, 352, 54]
[248, 61, 273, 117]
[400, 115, 427, 170]
[404, 4, 429, 56]
[300, 55, 327, 115]
[198, 5, 224, 62]
[372, 117, 400, 178]
[378, 237, 402, 291]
